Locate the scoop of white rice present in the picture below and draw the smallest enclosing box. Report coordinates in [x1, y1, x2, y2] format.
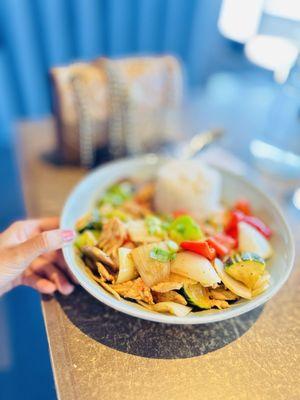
[154, 159, 221, 220]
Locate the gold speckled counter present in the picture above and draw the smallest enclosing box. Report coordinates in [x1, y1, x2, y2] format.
[17, 119, 300, 400]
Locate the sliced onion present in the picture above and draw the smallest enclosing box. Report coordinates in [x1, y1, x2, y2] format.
[214, 258, 252, 299]
[171, 251, 221, 287]
[116, 247, 139, 283]
[151, 302, 192, 317]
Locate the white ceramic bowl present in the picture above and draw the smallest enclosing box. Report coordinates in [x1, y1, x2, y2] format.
[61, 155, 295, 324]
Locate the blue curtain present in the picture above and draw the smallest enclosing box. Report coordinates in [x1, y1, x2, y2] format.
[0, 0, 235, 146]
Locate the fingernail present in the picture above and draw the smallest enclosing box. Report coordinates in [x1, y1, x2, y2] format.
[61, 283, 75, 296]
[61, 229, 76, 243]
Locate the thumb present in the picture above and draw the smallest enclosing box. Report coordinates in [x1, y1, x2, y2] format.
[0, 229, 75, 289]
[15, 229, 75, 264]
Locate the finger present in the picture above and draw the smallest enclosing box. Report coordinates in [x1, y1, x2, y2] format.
[0, 229, 76, 291]
[35, 217, 60, 232]
[22, 217, 60, 239]
[31, 259, 74, 295]
[22, 271, 57, 294]
[43, 251, 79, 284]
[0, 220, 35, 246]
[44, 264, 74, 295]
[22, 217, 60, 235]
[59, 265, 79, 285]
[43, 250, 66, 267]
[0, 218, 61, 247]
[12, 229, 76, 268]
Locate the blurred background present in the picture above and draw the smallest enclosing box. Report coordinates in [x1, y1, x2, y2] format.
[0, 0, 299, 398]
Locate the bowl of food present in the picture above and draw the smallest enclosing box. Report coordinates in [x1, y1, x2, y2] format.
[61, 155, 294, 324]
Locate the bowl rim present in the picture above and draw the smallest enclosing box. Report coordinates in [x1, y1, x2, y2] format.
[61, 154, 295, 324]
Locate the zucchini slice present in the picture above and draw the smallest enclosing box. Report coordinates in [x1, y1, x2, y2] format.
[183, 283, 211, 309]
[214, 258, 252, 299]
[225, 252, 266, 289]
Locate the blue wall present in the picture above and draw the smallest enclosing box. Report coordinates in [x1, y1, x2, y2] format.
[0, 146, 56, 400]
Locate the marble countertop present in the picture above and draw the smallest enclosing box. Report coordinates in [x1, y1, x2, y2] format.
[17, 118, 300, 400]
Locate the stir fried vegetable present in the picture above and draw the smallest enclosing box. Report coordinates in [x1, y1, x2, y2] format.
[152, 291, 187, 305]
[131, 242, 171, 287]
[145, 215, 168, 238]
[151, 302, 192, 317]
[238, 221, 273, 259]
[74, 176, 273, 318]
[206, 237, 230, 257]
[252, 271, 271, 296]
[168, 215, 203, 243]
[82, 245, 117, 270]
[234, 199, 252, 216]
[180, 241, 216, 260]
[116, 247, 139, 284]
[99, 182, 134, 207]
[127, 220, 160, 243]
[183, 283, 211, 309]
[214, 258, 252, 299]
[75, 230, 99, 249]
[112, 278, 154, 304]
[225, 252, 266, 289]
[151, 281, 183, 292]
[149, 241, 178, 263]
[226, 210, 272, 239]
[171, 251, 221, 287]
[76, 210, 102, 233]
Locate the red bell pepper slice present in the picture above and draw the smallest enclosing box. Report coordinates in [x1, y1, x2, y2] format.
[213, 232, 236, 249]
[224, 227, 238, 246]
[206, 237, 230, 257]
[225, 210, 244, 232]
[242, 215, 272, 239]
[234, 199, 252, 216]
[225, 210, 272, 239]
[180, 241, 216, 261]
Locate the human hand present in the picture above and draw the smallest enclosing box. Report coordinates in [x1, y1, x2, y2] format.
[0, 217, 76, 296]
